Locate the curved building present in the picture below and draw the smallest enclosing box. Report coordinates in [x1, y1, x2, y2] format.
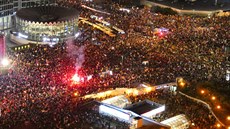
[11, 5, 79, 44]
[0, 0, 56, 31]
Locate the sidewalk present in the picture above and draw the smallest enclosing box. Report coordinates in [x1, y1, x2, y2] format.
[179, 91, 229, 128]
[141, 0, 224, 16]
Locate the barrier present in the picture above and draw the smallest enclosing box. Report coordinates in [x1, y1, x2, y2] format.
[179, 92, 226, 127]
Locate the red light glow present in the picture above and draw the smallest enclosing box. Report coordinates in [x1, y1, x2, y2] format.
[72, 74, 81, 83]
[74, 92, 78, 96]
[159, 32, 163, 36]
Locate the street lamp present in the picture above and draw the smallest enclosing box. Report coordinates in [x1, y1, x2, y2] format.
[217, 105, 221, 109]
[133, 90, 139, 96]
[179, 81, 186, 87]
[227, 116, 230, 121]
[145, 87, 152, 93]
[74, 92, 78, 96]
[1, 58, 10, 67]
[211, 96, 216, 100]
[215, 0, 218, 5]
[176, 77, 186, 87]
[216, 123, 221, 128]
[201, 90, 205, 94]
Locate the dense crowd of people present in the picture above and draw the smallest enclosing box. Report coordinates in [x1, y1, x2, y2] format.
[0, 0, 229, 128]
[129, 89, 217, 128]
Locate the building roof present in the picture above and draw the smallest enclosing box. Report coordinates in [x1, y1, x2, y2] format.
[16, 6, 79, 23]
[138, 125, 170, 129]
[160, 114, 190, 129]
[102, 95, 130, 108]
[139, 116, 171, 129]
[125, 100, 162, 115]
[81, 100, 170, 129]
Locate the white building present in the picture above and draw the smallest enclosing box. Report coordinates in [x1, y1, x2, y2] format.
[0, 0, 56, 31]
[98, 102, 170, 129]
[125, 99, 165, 119]
[161, 114, 190, 129]
[102, 95, 131, 108]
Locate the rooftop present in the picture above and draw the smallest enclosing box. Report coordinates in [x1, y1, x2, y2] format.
[16, 6, 79, 23]
[125, 100, 161, 115]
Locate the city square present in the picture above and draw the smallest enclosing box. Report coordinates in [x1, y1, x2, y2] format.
[0, 0, 229, 129]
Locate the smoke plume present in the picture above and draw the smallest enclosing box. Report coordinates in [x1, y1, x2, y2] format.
[66, 39, 85, 71]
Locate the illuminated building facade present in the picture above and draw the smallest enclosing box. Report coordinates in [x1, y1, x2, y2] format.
[0, 0, 56, 31]
[10, 5, 79, 44]
[98, 100, 170, 129]
[0, 0, 14, 30]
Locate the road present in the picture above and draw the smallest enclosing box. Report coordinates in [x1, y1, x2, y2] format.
[79, 17, 116, 37]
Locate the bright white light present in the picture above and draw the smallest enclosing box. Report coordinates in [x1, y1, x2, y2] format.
[226, 70, 230, 81]
[18, 33, 28, 39]
[140, 84, 148, 88]
[119, 8, 130, 13]
[109, 70, 113, 75]
[75, 32, 81, 38]
[112, 26, 125, 34]
[43, 37, 50, 42]
[52, 38, 59, 42]
[81, 77, 84, 82]
[90, 15, 98, 19]
[72, 74, 81, 82]
[87, 75, 93, 80]
[43, 37, 47, 42]
[49, 44, 54, 47]
[119, 31, 125, 34]
[142, 61, 149, 65]
[103, 22, 110, 26]
[1, 58, 10, 66]
[163, 85, 169, 88]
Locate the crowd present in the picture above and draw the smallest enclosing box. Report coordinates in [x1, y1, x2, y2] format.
[76, 2, 230, 85]
[0, 0, 229, 128]
[129, 89, 217, 128]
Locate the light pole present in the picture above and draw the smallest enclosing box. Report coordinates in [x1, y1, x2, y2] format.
[215, 0, 218, 5]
